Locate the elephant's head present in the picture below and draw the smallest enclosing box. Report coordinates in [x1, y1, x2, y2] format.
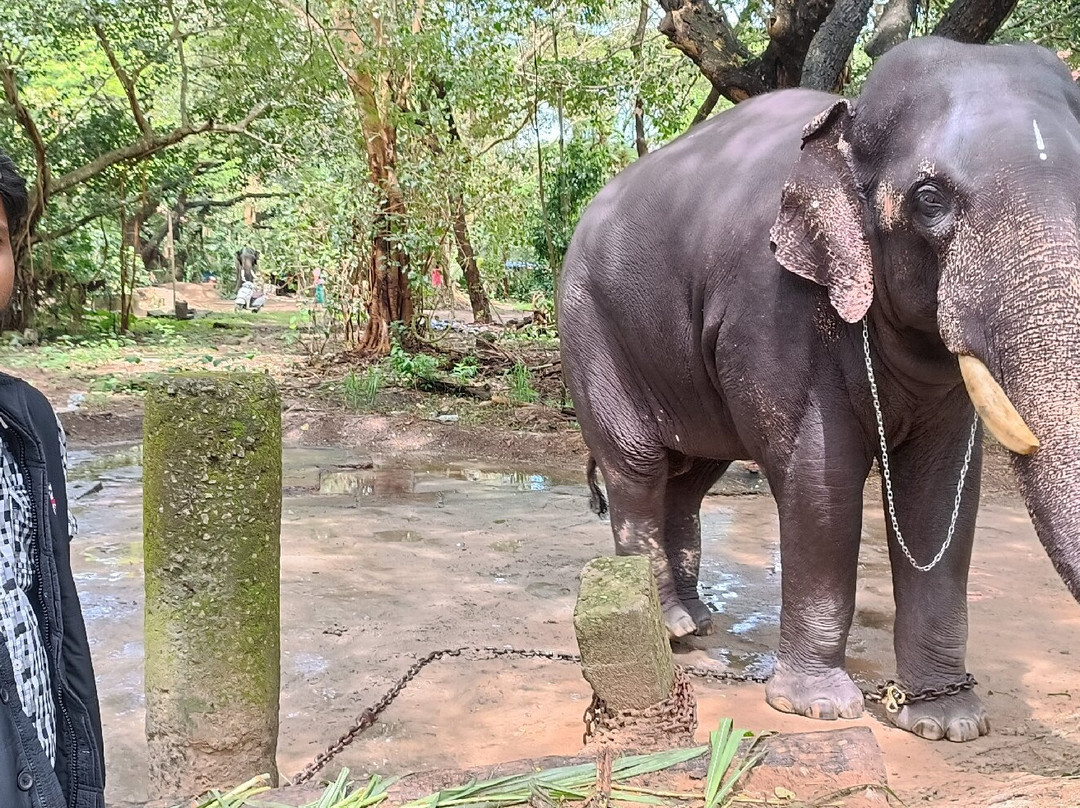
[236, 247, 259, 282]
[771, 37, 1080, 599]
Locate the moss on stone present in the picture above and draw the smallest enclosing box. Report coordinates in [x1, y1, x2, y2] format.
[574, 556, 675, 711]
[143, 371, 281, 795]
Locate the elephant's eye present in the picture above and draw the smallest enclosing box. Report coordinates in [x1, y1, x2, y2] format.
[912, 183, 953, 227]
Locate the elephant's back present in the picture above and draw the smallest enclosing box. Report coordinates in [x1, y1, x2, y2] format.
[560, 88, 837, 314]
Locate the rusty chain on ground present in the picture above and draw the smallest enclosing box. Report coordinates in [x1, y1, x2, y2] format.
[288, 646, 977, 786]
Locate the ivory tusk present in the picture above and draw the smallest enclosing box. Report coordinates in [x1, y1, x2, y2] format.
[958, 355, 1040, 456]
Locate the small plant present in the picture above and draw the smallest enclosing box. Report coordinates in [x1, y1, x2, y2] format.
[451, 354, 480, 382]
[389, 339, 438, 386]
[343, 366, 384, 409]
[703, 718, 762, 808]
[507, 362, 538, 403]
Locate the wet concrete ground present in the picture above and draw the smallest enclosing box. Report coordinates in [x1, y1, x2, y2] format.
[68, 444, 1080, 806]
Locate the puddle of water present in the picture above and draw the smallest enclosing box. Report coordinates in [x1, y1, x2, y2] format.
[458, 469, 550, 491]
[729, 611, 778, 636]
[699, 647, 778, 679]
[373, 529, 426, 543]
[490, 539, 523, 553]
[78, 591, 139, 622]
[291, 652, 330, 677]
[68, 444, 143, 482]
[855, 609, 892, 631]
[109, 641, 144, 661]
[83, 541, 143, 570]
[526, 581, 570, 599]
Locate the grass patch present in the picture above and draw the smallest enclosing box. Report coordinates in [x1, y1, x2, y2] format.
[506, 362, 538, 404]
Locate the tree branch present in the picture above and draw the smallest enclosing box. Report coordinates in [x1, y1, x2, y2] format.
[933, 0, 1019, 42]
[655, 0, 838, 102]
[31, 161, 228, 245]
[167, 0, 191, 127]
[691, 83, 722, 125]
[631, 0, 649, 156]
[865, 0, 916, 57]
[656, 0, 765, 102]
[91, 22, 153, 137]
[801, 0, 875, 90]
[48, 102, 269, 197]
[0, 60, 50, 237]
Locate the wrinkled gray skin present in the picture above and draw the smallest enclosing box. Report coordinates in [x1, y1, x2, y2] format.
[236, 246, 259, 289]
[558, 37, 1080, 743]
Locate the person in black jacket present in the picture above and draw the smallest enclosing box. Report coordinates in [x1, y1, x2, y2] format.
[0, 151, 105, 807]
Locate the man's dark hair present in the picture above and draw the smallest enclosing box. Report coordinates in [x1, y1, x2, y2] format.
[0, 151, 28, 236]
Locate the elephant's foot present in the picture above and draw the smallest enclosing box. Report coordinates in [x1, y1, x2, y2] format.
[682, 597, 714, 636]
[766, 664, 864, 720]
[888, 690, 989, 742]
[663, 600, 698, 638]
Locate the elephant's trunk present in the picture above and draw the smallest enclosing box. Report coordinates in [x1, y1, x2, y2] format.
[986, 269, 1080, 602]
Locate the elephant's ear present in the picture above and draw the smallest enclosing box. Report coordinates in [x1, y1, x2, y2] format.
[769, 100, 874, 324]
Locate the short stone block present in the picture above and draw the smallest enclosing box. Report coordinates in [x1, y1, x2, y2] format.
[573, 556, 675, 710]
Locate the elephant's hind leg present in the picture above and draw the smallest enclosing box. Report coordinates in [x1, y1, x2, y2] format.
[601, 456, 700, 638]
[664, 458, 730, 636]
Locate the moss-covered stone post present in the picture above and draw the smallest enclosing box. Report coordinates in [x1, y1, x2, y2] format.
[143, 373, 281, 798]
[573, 556, 675, 710]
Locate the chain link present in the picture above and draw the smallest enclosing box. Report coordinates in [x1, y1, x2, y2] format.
[862, 673, 977, 713]
[862, 318, 980, 572]
[289, 644, 978, 785]
[289, 646, 580, 785]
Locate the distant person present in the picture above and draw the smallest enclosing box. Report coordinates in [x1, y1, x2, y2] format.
[0, 151, 105, 806]
[312, 267, 325, 306]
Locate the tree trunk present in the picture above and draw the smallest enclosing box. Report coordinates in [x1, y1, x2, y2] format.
[801, 0, 876, 91]
[428, 77, 492, 324]
[357, 114, 412, 355]
[348, 61, 415, 356]
[933, 0, 1019, 42]
[451, 193, 491, 324]
[632, 0, 650, 157]
[1, 240, 35, 331]
[865, 0, 917, 57]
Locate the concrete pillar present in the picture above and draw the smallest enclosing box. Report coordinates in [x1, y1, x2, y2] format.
[143, 372, 281, 797]
[573, 556, 675, 710]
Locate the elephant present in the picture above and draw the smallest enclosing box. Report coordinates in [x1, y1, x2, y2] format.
[235, 246, 259, 290]
[558, 36, 1080, 744]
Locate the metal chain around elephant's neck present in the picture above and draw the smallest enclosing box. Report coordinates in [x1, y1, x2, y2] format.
[862, 318, 980, 572]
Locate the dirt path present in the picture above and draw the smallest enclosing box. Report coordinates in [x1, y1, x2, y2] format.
[63, 417, 1080, 808]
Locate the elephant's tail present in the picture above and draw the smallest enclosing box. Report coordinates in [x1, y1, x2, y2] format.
[587, 455, 608, 517]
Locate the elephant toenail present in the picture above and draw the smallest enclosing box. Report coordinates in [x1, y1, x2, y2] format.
[809, 700, 838, 720]
[913, 718, 944, 740]
[947, 719, 977, 742]
[770, 696, 795, 714]
[839, 701, 864, 719]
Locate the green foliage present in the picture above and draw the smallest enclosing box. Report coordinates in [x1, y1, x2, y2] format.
[530, 138, 626, 274]
[451, 355, 481, 382]
[389, 339, 439, 386]
[343, 367, 384, 409]
[506, 362, 538, 404]
[704, 718, 761, 808]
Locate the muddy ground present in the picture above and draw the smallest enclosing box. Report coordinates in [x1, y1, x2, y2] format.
[58, 414, 1080, 808]
[5, 291, 1080, 807]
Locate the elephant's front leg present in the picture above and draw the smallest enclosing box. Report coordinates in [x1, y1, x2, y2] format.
[884, 406, 988, 742]
[765, 428, 873, 721]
